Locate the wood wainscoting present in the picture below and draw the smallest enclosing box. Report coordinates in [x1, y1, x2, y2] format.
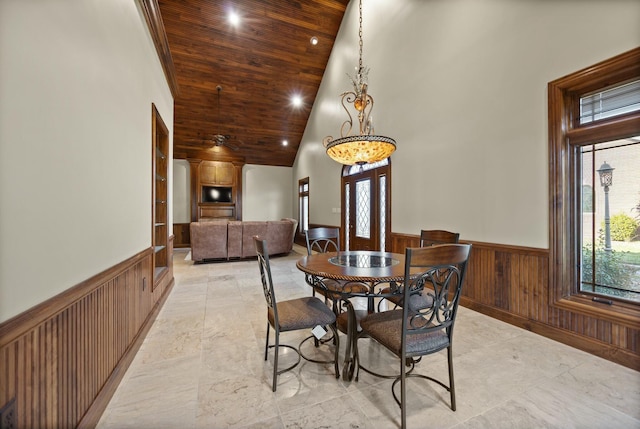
[390, 233, 639, 370]
[173, 222, 191, 248]
[0, 238, 174, 429]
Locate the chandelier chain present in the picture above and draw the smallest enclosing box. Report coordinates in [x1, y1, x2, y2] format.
[358, 0, 363, 72]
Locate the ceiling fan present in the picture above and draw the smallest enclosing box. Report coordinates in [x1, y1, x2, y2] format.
[190, 85, 240, 151]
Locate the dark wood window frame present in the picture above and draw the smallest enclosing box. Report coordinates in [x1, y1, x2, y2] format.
[548, 47, 640, 327]
[298, 177, 309, 236]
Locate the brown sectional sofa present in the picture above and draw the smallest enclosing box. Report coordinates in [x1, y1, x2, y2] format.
[190, 218, 297, 262]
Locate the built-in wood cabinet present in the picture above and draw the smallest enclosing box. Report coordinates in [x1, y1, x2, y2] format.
[200, 161, 234, 185]
[173, 222, 190, 248]
[152, 104, 169, 286]
[196, 160, 242, 220]
[199, 205, 235, 219]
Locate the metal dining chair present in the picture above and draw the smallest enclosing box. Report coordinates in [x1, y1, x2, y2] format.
[356, 243, 472, 429]
[305, 227, 341, 254]
[378, 229, 460, 311]
[418, 229, 460, 247]
[304, 227, 342, 303]
[254, 237, 340, 391]
[304, 227, 369, 308]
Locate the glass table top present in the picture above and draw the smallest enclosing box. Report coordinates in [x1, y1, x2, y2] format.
[329, 253, 400, 268]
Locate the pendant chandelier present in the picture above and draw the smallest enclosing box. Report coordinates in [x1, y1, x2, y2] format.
[323, 0, 396, 165]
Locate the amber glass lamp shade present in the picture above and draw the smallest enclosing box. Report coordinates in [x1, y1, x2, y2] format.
[325, 135, 396, 165]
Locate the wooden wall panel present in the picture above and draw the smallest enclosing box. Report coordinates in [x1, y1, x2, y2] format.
[173, 222, 191, 248]
[0, 242, 174, 429]
[390, 233, 639, 370]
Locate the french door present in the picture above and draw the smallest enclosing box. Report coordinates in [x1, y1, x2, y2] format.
[341, 161, 391, 251]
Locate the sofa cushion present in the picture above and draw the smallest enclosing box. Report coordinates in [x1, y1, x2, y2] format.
[266, 220, 294, 255]
[281, 217, 298, 243]
[190, 221, 228, 262]
[227, 221, 243, 258]
[241, 222, 269, 258]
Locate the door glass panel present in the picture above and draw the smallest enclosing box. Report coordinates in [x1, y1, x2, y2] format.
[356, 179, 370, 238]
[380, 175, 386, 252]
[345, 183, 350, 250]
[301, 195, 308, 231]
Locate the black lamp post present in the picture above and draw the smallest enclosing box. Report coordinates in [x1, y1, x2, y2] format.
[597, 161, 614, 252]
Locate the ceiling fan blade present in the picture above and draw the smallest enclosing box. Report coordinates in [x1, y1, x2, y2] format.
[224, 140, 240, 151]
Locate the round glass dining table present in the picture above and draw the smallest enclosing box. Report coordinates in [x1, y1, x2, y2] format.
[296, 250, 405, 285]
[296, 250, 408, 380]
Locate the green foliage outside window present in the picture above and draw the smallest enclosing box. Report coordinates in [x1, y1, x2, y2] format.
[581, 230, 637, 300]
[601, 213, 639, 241]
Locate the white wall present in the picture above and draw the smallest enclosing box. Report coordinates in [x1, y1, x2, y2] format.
[0, 0, 173, 322]
[294, 0, 640, 248]
[172, 162, 294, 223]
[173, 159, 191, 223]
[242, 165, 293, 221]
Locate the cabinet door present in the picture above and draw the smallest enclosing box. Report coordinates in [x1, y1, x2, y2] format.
[200, 163, 217, 183]
[215, 164, 234, 185]
[199, 161, 235, 185]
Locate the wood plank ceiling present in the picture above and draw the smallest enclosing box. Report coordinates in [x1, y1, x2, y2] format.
[157, 0, 349, 166]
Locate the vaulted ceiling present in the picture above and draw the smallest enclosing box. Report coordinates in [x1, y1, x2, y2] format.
[157, 0, 349, 166]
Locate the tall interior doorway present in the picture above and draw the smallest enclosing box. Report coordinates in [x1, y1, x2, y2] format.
[341, 160, 391, 251]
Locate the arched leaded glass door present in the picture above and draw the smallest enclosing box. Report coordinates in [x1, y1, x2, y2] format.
[341, 159, 391, 251]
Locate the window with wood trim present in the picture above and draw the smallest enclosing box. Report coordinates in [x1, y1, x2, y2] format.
[549, 47, 640, 322]
[298, 177, 309, 234]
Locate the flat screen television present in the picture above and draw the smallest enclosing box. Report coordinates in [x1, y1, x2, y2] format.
[202, 186, 233, 203]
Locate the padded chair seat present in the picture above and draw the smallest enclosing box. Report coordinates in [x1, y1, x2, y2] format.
[270, 296, 336, 331]
[379, 287, 435, 310]
[360, 310, 449, 356]
[316, 279, 369, 300]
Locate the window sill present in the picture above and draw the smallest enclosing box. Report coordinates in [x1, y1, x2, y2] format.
[554, 294, 640, 329]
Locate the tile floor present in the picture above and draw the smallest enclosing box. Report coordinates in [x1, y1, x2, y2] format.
[97, 247, 640, 429]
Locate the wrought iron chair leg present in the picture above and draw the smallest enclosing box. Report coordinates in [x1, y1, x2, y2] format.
[401, 355, 407, 429]
[272, 330, 279, 392]
[330, 324, 340, 379]
[353, 330, 361, 382]
[264, 323, 270, 361]
[448, 346, 456, 411]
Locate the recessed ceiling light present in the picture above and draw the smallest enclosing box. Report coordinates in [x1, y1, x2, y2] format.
[228, 11, 240, 26]
[291, 95, 303, 107]
[283, 140, 288, 146]
[310, 36, 319, 45]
